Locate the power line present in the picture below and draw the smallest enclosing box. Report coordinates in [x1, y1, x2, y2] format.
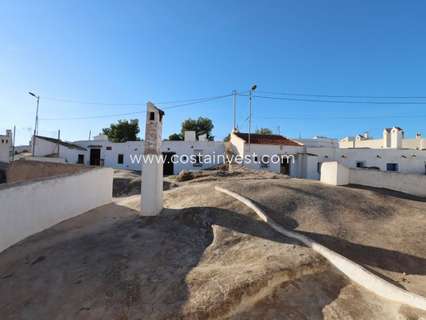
[41, 93, 232, 107]
[256, 114, 426, 120]
[42, 96, 144, 106]
[256, 90, 426, 99]
[238, 93, 426, 105]
[39, 93, 232, 121]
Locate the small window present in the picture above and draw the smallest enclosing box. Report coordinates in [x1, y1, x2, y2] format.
[1, 139, 3, 144]
[260, 155, 269, 168]
[5, 139, 8, 144]
[118, 154, 124, 164]
[193, 149, 203, 167]
[193, 155, 203, 167]
[106, 146, 112, 150]
[317, 162, 322, 174]
[149, 112, 155, 121]
[356, 161, 366, 168]
[77, 154, 84, 164]
[386, 163, 399, 172]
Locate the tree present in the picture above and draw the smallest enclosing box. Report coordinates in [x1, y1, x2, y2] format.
[168, 133, 183, 141]
[255, 128, 273, 135]
[181, 117, 214, 140]
[223, 134, 231, 142]
[169, 117, 215, 141]
[102, 119, 140, 142]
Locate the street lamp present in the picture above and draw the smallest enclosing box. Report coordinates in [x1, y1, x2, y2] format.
[248, 84, 257, 153]
[29, 92, 40, 156]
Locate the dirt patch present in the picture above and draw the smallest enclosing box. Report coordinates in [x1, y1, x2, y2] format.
[113, 170, 178, 197]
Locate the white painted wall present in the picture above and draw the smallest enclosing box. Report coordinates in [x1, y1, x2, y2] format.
[73, 140, 142, 170]
[161, 140, 225, 174]
[229, 132, 305, 176]
[32, 136, 59, 157]
[350, 169, 426, 197]
[320, 161, 350, 186]
[321, 161, 426, 197]
[0, 133, 11, 163]
[306, 147, 426, 180]
[0, 168, 113, 253]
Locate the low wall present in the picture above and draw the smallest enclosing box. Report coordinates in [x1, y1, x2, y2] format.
[6, 160, 89, 184]
[350, 168, 426, 197]
[321, 161, 426, 197]
[320, 161, 350, 186]
[0, 167, 113, 253]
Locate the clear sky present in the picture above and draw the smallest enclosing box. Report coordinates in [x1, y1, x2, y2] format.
[1, 0, 426, 145]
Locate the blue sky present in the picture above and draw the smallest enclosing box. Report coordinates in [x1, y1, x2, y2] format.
[1, 0, 426, 145]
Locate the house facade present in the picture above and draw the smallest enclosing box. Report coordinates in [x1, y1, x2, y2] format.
[31, 126, 426, 179]
[230, 131, 305, 177]
[339, 127, 425, 150]
[32, 131, 225, 175]
[0, 130, 12, 164]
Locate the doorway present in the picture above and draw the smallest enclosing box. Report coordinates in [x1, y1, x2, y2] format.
[162, 152, 175, 176]
[280, 157, 290, 175]
[90, 148, 101, 166]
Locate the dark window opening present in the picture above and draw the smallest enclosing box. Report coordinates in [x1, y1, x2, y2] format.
[260, 155, 269, 168]
[77, 154, 84, 164]
[149, 112, 155, 121]
[118, 154, 124, 164]
[386, 163, 399, 172]
[106, 146, 112, 150]
[356, 161, 366, 168]
[317, 162, 322, 174]
[193, 155, 203, 167]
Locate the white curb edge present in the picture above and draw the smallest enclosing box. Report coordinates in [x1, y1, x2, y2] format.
[214, 185, 426, 311]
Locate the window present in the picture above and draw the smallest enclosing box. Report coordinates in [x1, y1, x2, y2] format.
[149, 112, 155, 121]
[386, 163, 399, 172]
[193, 150, 203, 167]
[118, 154, 124, 164]
[356, 161, 366, 168]
[106, 146, 112, 150]
[317, 162, 322, 174]
[77, 154, 84, 164]
[260, 155, 269, 168]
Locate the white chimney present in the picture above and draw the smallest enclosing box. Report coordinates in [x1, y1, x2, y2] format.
[141, 102, 165, 216]
[390, 127, 403, 149]
[184, 131, 196, 142]
[383, 128, 391, 148]
[198, 133, 207, 142]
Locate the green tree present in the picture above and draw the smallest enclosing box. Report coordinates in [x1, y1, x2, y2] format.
[223, 134, 231, 142]
[169, 117, 215, 141]
[255, 128, 273, 135]
[168, 133, 183, 141]
[102, 119, 140, 142]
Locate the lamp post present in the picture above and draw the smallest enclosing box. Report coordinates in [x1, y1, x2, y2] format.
[248, 84, 257, 153]
[29, 92, 40, 156]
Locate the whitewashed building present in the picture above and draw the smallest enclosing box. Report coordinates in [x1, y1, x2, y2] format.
[32, 131, 225, 175]
[0, 130, 12, 164]
[230, 130, 306, 177]
[340, 127, 425, 150]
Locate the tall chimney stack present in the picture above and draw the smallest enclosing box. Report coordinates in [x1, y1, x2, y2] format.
[141, 102, 165, 216]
